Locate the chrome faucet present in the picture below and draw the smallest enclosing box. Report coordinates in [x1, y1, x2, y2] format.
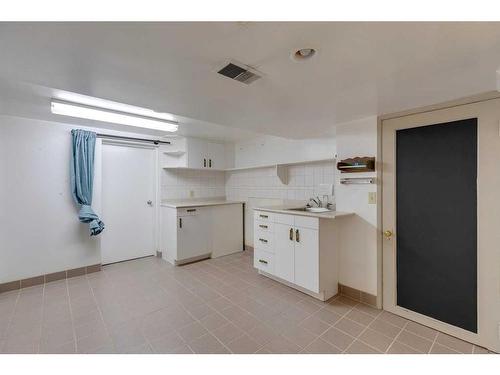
[309, 196, 322, 207]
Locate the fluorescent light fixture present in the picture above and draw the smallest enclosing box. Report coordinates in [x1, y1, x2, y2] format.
[51, 100, 178, 132]
[56, 92, 176, 122]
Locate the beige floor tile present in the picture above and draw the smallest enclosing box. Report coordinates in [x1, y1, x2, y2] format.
[177, 321, 208, 343]
[435, 332, 473, 353]
[245, 323, 280, 346]
[396, 330, 433, 353]
[314, 308, 342, 325]
[359, 328, 394, 352]
[430, 343, 460, 354]
[387, 341, 420, 354]
[377, 311, 408, 328]
[334, 318, 365, 337]
[299, 316, 331, 336]
[324, 299, 353, 316]
[304, 338, 342, 354]
[189, 333, 230, 354]
[149, 332, 185, 354]
[346, 309, 375, 326]
[345, 340, 380, 354]
[321, 327, 355, 350]
[282, 325, 318, 348]
[370, 318, 402, 339]
[263, 335, 301, 354]
[353, 303, 381, 317]
[226, 334, 261, 353]
[405, 321, 438, 341]
[200, 312, 228, 331]
[212, 322, 244, 345]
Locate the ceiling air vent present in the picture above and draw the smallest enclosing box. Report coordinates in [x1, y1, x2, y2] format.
[217, 62, 262, 85]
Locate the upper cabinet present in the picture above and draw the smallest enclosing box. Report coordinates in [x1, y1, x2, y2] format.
[162, 136, 226, 170]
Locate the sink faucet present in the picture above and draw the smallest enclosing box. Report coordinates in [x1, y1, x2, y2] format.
[309, 196, 322, 207]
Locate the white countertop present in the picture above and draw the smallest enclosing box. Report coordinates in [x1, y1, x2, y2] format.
[254, 205, 353, 219]
[161, 198, 245, 208]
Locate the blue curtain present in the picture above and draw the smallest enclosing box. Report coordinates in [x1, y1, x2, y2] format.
[70, 129, 105, 236]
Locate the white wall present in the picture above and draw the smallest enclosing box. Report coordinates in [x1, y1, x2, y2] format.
[226, 161, 336, 247]
[234, 135, 336, 167]
[335, 116, 379, 296]
[0, 115, 162, 283]
[161, 169, 226, 200]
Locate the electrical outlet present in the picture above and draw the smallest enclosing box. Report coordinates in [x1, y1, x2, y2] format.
[368, 192, 377, 204]
[189, 190, 195, 198]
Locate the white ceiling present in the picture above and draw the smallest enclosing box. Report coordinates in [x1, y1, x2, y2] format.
[1, 22, 500, 139]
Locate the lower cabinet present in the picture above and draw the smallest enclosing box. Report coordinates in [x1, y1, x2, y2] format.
[162, 203, 243, 265]
[253, 210, 338, 301]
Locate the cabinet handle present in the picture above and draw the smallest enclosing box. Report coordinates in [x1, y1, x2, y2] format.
[259, 214, 268, 219]
[295, 229, 300, 243]
[179, 218, 182, 229]
[187, 209, 196, 212]
[209, 159, 212, 168]
[258, 259, 268, 265]
[259, 238, 268, 243]
[204, 158, 207, 167]
[259, 224, 268, 229]
[289, 228, 294, 241]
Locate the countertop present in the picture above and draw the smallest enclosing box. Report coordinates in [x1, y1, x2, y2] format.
[254, 205, 353, 219]
[161, 198, 245, 208]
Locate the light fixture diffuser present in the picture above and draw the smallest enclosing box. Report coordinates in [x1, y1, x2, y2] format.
[51, 100, 178, 132]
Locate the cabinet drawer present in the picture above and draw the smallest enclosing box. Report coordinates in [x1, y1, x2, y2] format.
[254, 220, 274, 233]
[254, 211, 273, 222]
[294, 216, 319, 230]
[254, 249, 274, 274]
[177, 207, 201, 216]
[273, 213, 295, 226]
[254, 231, 274, 252]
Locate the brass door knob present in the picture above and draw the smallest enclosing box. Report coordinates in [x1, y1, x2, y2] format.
[383, 230, 393, 239]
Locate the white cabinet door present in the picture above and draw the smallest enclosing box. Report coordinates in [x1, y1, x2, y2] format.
[274, 223, 295, 283]
[186, 138, 206, 169]
[294, 226, 319, 293]
[211, 204, 243, 258]
[207, 142, 225, 169]
[177, 208, 210, 261]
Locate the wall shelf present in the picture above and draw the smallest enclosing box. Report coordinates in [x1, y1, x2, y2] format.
[225, 158, 335, 172]
[337, 157, 375, 173]
[162, 166, 225, 172]
[163, 150, 186, 156]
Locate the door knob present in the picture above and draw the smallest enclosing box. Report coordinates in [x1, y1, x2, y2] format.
[383, 230, 393, 239]
[147, 200, 153, 206]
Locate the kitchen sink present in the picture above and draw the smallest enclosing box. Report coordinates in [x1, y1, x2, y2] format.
[288, 207, 331, 213]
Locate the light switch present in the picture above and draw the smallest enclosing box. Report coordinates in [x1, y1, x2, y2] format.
[368, 192, 377, 204]
[189, 190, 195, 198]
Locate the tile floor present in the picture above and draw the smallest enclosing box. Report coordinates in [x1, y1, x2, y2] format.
[0, 249, 492, 354]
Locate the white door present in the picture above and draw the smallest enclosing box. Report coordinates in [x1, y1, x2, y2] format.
[294, 226, 319, 293]
[101, 143, 156, 264]
[274, 223, 295, 283]
[177, 208, 210, 261]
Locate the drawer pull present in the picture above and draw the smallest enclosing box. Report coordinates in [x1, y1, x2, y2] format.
[258, 259, 268, 265]
[295, 229, 300, 243]
[259, 238, 268, 243]
[289, 227, 294, 241]
[186, 209, 197, 212]
[259, 214, 268, 219]
[259, 224, 268, 229]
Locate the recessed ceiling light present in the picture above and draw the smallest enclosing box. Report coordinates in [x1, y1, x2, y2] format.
[291, 48, 317, 62]
[51, 100, 178, 132]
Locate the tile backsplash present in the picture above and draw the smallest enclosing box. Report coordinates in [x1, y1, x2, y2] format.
[225, 161, 335, 204]
[161, 169, 226, 199]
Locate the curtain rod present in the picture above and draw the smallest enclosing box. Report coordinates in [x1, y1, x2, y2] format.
[96, 133, 171, 145]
